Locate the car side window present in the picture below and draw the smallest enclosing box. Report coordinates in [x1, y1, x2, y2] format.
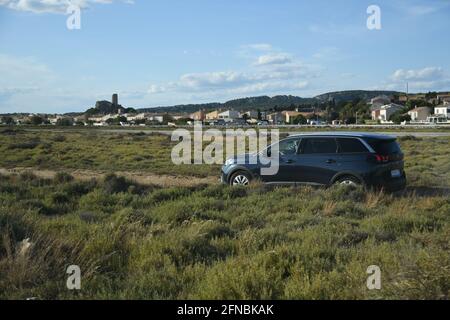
[278, 139, 300, 156]
[337, 138, 369, 153]
[301, 138, 337, 154]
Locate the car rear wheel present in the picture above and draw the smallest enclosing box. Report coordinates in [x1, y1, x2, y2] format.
[336, 175, 361, 187]
[230, 171, 251, 186]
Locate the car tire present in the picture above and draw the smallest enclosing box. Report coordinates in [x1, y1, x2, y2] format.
[229, 171, 252, 186]
[335, 175, 361, 187]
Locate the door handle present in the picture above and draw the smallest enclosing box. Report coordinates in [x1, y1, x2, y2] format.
[284, 159, 295, 164]
[326, 159, 336, 164]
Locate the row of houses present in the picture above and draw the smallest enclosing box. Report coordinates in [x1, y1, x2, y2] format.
[368, 92, 450, 123]
[189, 109, 323, 125]
[85, 113, 167, 126]
[5, 92, 450, 127]
[371, 102, 450, 123]
[190, 109, 256, 122]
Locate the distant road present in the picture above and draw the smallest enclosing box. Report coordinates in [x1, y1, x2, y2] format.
[105, 129, 450, 138]
[291, 132, 450, 137]
[23, 128, 450, 138]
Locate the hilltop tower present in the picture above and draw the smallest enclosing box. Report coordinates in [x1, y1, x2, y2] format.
[112, 93, 118, 107]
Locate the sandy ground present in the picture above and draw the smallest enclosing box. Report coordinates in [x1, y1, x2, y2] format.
[0, 167, 218, 187]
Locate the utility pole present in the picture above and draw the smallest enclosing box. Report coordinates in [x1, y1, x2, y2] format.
[406, 82, 409, 101]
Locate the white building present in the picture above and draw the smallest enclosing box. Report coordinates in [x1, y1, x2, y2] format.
[48, 115, 63, 125]
[434, 105, 450, 119]
[218, 110, 240, 122]
[408, 107, 431, 121]
[371, 103, 404, 122]
[147, 115, 165, 123]
[88, 114, 116, 123]
[370, 95, 392, 109]
[126, 113, 147, 121]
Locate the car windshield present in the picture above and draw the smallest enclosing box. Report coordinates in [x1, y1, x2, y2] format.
[278, 139, 300, 155]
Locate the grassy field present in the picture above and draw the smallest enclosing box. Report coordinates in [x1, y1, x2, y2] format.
[0, 129, 218, 177]
[1, 128, 450, 185]
[0, 128, 449, 299]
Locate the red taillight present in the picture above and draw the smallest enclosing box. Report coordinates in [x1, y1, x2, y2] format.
[368, 154, 389, 163]
[375, 154, 389, 163]
[368, 153, 403, 163]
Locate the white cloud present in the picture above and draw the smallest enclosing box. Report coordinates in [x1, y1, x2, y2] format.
[0, 0, 133, 14]
[374, 66, 450, 92]
[179, 71, 249, 89]
[0, 45, 319, 112]
[254, 53, 292, 66]
[147, 46, 320, 99]
[391, 67, 444, 81]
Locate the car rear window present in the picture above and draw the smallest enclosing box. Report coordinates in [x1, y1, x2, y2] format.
[365, 138, 401, 155]
[337, 138, 368, 153]
[302, 138, 338, 154]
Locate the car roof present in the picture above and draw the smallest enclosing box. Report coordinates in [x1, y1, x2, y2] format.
[288, 132, 396, 140]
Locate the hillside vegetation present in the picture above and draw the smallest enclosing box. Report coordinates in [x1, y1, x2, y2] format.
[138, 90, 399, 114]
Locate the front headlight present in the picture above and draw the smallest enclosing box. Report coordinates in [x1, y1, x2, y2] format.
[224, 158, 235, 166]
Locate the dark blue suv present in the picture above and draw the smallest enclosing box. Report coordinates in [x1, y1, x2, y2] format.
[221, 132, 407, 192]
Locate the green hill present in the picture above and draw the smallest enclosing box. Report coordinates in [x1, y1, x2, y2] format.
[314, 90, 402, 103]
[137, 91, 401, 114]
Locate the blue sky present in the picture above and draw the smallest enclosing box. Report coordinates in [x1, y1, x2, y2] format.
[1, 0, 450, 113]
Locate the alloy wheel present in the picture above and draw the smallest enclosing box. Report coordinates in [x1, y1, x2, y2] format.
[232, 175, 250, 186]
[340, 179, 358, 186]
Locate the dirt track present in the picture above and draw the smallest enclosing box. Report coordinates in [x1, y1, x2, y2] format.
[0, 167, 217, 187]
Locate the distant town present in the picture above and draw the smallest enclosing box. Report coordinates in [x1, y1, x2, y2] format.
[1, 91, 450, 127]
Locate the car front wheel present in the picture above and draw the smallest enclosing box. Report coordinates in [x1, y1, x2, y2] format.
[230, 171, 251, 186]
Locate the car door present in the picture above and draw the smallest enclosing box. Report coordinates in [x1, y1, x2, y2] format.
[297, 137, 339, 185]
[263, 138, 302, 184]
[335, 138, 371, 174]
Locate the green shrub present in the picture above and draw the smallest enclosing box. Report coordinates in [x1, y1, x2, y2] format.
[7, 140, 40, 150]
[54, 172, 74, 184]
[63, 180, 97, 198]
[103, 174, 131, 194]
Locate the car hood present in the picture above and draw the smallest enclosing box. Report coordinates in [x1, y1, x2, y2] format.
[231, 153, 259, 164]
